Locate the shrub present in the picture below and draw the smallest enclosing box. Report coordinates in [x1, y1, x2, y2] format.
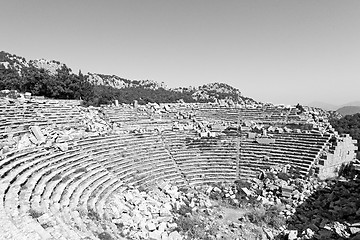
[115, 222, 124, 230]
[40, 222, 52, 228]
[50, 174, 62, 182]
[61, 175, 71, 182]
[88, 209, 101, 222]
[244, 205, 285, 229]
[73, 176, 82, 182]
[173, 204, 192, 216]
[98, 232, 113, 240]
[74, 167, 87, 174]
[28, 209, 44, 219]
[175, 215, 209, 239]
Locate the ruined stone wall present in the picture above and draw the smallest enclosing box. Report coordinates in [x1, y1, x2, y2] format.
[317, 134, 357, 180]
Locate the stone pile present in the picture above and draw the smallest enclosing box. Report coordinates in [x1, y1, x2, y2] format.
[0, 106, 112, 155]
[77, 106, 112, 133]
[104, 182, 183, 240]
[103, 181, 252, 239]
[204, 165, 323, 209]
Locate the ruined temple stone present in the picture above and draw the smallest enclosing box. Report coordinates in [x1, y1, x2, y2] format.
[213, 187, 221, 192]
[161, 231, 169, 240]
[333, 222, 350, 238]
[206, 186, 213, 194]
[304, 228, 315, 239]
[56, 142, 68, 151]
[120, 213, 133, 225]
[160, 208, 171, 217]
[149, 230, 163, 240]
[287, 230, 297, 240]
[30, 126, 46, 143]
[350, 227, 360, 235]
[138, 203, 147, 212]
[167, 222, 178, 229]
[157, 222, 167, 232]
[263, 227, 274, 239]
[240, 187, 252, 196]
[168, 231, 182, 240]
[146, 221, 157, 231]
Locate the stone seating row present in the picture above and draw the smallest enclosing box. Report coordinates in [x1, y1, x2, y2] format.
[162, 130, 238, 185]
[0, 131, 190, 239]
[0, 122, 333, 239]
[238, 133, 330, 177]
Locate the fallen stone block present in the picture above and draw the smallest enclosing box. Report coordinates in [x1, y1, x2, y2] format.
[161, 231, 169, 240]
[350, 227, 360, 235]
[287, 230, 297, 240]
[168, 231, 182, 240]
[206, 186, 213, 194]
[30, 126, 46, 143]
[263, 227, 274, 239]
[149, 230, 163, 240]
[281, 186, 294, 198]
[17, 134, 32, 149]
[158, 222, 168, 232]
[146, 221, 157, 231]
[56, 142, 68, 152]
[241, 187, 253, 196]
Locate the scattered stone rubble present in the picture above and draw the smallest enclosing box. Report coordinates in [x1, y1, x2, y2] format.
[102, 180, 261, 240]
[0, 105, 111, 156]
[1, 95, 358, 240]
[104, 182, 184, 240]
[104, 164, 358, 240]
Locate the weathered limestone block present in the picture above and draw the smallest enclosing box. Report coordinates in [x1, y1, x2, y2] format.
[30, 126, 46, 143]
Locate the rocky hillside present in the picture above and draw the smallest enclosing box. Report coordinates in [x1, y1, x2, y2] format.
[87, 73, 167, 90]
[0, 51, 64, 75]
[0, 51, 255, 105]
[78, 73, 247, 104]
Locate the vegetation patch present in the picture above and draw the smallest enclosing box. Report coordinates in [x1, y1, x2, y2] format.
[244, 204, 286, 229]
[74, 167, 87, 174]
[88, 209, 101, 222]
[28, 209, 44, 219]
[50, 174, 62, 182]
[98, 232, 113, 240]
[40, 222, 52, 229]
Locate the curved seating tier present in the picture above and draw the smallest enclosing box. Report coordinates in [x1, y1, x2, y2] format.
[0, 100, 338, 239]
[162, 130, 238, 185]
[239, 132, 332, 178]
[103, 106, 151, 123]
[191, 106, 302, 124]
[0, 101, 83, 138]
[0, 131, 187, 239]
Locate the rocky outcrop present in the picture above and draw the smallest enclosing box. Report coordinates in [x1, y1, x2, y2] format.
[87, 73, 167, 90]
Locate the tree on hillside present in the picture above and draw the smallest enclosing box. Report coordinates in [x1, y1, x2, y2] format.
[0, 68, 23, 91]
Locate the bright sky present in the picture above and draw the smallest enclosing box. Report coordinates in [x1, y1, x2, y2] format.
[1, 0, 359, 105]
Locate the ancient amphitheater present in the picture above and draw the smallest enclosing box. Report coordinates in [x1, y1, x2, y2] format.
[0, 95, 357, 240]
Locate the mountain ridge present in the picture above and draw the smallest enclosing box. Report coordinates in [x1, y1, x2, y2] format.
[336, 106, 360, 116]
[308, 100, 360, 113]
[0, 50, 255, 105]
